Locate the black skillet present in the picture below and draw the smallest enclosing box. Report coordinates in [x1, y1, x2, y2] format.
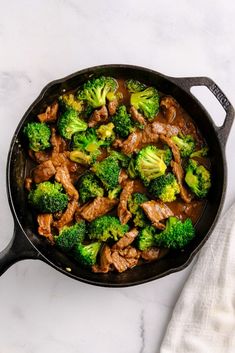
[0, 65, 234, 287]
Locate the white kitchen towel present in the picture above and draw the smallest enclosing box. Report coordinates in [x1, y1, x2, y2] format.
[160, 203, 235, 353]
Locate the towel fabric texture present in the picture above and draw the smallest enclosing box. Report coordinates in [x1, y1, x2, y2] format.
[160, 204, 235, 353]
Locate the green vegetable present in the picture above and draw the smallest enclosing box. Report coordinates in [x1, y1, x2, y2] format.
[59, 93, 83, 113]
[185, 159, 211, 198]
[28, 181, 68, 213]
[55, 221, 86, 252]
[72, 128, 102, 162]
[77, 76, 117, 108]
[190, 146, 209, 158]
[128, 193, 149, 228]
[108, 186, 122, 200]
[125, 79, 146, 93]
[69, 150, 92, 165]
[127, 158, 138, 179]
[112, 105, 134, 138]
[89, 215, 129, 242]
[137, 226, 156, 250]
[136, 145, 167, 185]
[171, 134, 195, 158]
[149, 173, 180, 202]
[155, 217, 195, 249]
[23, 122, 51, 152]
[78, 172, 104, 204]
[153, 147, 173, 166]
[96, 122, 115, 146]
[57, 109, 87, 139]
[92, 156, 121, 190]
[108, 150, 130, 168]
[130, 87, 159, 120]
[73, 242, 101, 266]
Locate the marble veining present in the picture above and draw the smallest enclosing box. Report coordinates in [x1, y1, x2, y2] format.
[0, 1, 235, 352]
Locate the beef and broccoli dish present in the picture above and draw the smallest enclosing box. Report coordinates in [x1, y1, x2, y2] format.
[23, 76, 211, 273]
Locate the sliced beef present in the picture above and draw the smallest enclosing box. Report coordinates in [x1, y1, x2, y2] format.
[171, 161, 192, 203]
[118, 246, 140, 259]
[88, 105, 108, 127]
[30, 150, 51, 164]
[141, 200, 173, 229]
[108, 99, 118, 116]
[159, 134, 181, 164]
[32, 160, 56, 183]
[111, 248, 140, 273]
[51, 127, 66, 153]
[151, 121, 180, 137]
[54, 165, 78, 200]
[38, 102, 59, 123]
[121, 131, 142, 155]
[118, 168, 129, 186]
[118, 180, 134, 224]
[53, 198, 78, 230]
[160, 96, 179, 123]
[25, 177, 33, 191]
[92, 245, 113, 273]
[37, 214, 54, 243]
[141, 247, 160, 261]
[80, 197, 118, 222]
[130, 106, 146, 126]
[112, 228, 138, 250]
[141, 123, 159, 144]
[112, 138, 124, 149]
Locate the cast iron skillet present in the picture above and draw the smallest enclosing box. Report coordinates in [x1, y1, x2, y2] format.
[0, 65, 234, 287]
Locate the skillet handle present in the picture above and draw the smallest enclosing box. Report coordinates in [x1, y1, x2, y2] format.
[172, 76, 235, 144]
[0, 223, 41, 276]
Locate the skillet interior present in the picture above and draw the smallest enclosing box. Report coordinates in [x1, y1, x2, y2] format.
[8, 65, 226, 286]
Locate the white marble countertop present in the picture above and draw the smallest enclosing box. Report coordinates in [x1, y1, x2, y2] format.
[0, 1, 235, 352]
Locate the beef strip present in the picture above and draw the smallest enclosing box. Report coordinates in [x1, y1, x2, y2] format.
[53, 199, 78, 230]
[118, 246, 140, 259]
[80, 197, 118, 222]
[141, 200, 173, 229]
[108, 99, 118, 116]
[151, 121, 180, 137]
[92, 245, 113, 273]
[121, 131, 143, 155]
[130, 106, 146, 126]
[160, 96, 179, 123]
[171, 161, 192, 203]
[29, 150, 51, 164]
[51, 127, 66, 153]
[112, 138, 124, 149]
[141, 123, 159, 144]
[37, 214, 54, 243]
[111, 248, 140, 273]
[118, 168, 129, 186]
[159, 134, 181, 164]
[32, 160, 56, 183]
[88, 105, 108, 127]
[141, 247, 160, 261]
[118, 180, 134, 224]
[37, 102, 59, 123]
[112, 228, 138, 250]
[25, 177, 33, 191]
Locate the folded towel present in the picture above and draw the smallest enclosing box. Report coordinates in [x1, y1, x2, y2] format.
[160, 204, 235, 353]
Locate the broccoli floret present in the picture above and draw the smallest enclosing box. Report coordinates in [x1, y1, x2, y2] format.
[149, 173, 180, 202]
[23, 122, 51, 152]
[89, 215, 129, 242]
[136, 226, 156, 250]
[96, 123, 115, 146]
[108, 186, 122, 199]
[69, 150, 92, 165]
[130, 87, 159, 120]
[28, 181, 68, 213]
[55, 221, 86, 252]
[78, 172, 104, 204]
[112, 105, 134, 138]
[155, 217, 195, 249]
[136, 145, 167, 185]
[73, 242, 101, 266]
[127, 158, 138, 179]
[128, 193, 149, 228]
[92, 156, 121, 190]
[155, 147, 172, 166]
[171, 134, 195, 158]
[57, 109, 87, 139]
[108, 150, 130, 168]
[77, 76, 117, 108]
[125, 79, 147, 93]
[72, 128, 102, 162]
[190, 146, 209, 158]
[59, 93, 83, 113]
[185, 159, 211, 198]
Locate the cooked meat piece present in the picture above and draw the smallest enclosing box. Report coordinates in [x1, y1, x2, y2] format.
[160, 96, 179, 123]
[38, 102, 59, 123]
[119, 246, 140, 259]
[108, 99, 118, 116]
[171, 161, 192, 203]
[130, 106, 146, 126]
[53, 198, 78, 230]
[141, 123, 159, 144]
[80, 197, 118, 222]
[112, 138, 124, 149]
[118, 180, 134, 224]
[92, 245, 113, 273]
[118, 168, 129, 186]
[121, 131, 143, 155]
[141, 247, 160, 261]
[112, 249, 139, 273]
[159, 134, 181, 164]
[25, 177, 33, 191]
[51, 127, 66, 153]
[151, 121, 180, 137]
[88, 105, 108, 127]
[37, 214, 54, 243]
[141, 200, 173, 229]
[30, 150, 51, 164]
[55, 165, 78, 200]
[112, 228, 138, 250]
[33, 160, 56, 183]
[51, 151, 78, 173]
